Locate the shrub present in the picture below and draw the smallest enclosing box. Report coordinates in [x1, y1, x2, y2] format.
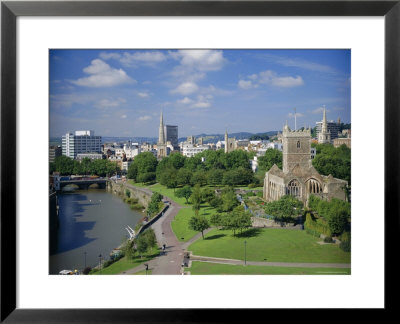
[82, 267, 92, 275]
[103, 260, 114, 268]
[256, 191, 263, 198]
[125, 189, 131, 198]
[340, 240, 351, 252]
[324, 236, 333, 243]
[248, 183, 259, 189]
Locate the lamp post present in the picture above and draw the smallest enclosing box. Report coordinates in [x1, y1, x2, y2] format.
[244, 241, 247, 266]
[98, 254, 102, 274]
[144, 263, 148, 275]
[84, 251, 87, 269]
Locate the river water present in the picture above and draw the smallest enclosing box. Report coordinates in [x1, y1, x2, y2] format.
[49, 188, 144, 274]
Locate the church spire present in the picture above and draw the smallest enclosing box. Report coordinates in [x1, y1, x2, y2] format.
[322, 105, 327, 132]
[158, 110, 165, 145]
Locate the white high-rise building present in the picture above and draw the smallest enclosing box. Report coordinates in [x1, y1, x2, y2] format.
[62, 130, 102, 159]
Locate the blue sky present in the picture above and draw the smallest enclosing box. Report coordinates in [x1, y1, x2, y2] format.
[50, 49, 350, 138]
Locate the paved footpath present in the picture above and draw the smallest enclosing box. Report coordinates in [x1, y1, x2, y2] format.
[123, 198, 186, 275]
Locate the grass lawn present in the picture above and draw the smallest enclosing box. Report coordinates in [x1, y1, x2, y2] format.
[91, 247, 159, 275]
[149, 183, 190, 206]
[171, 205, 218, 242]
[186, 261, 351, 275]
[188, 228, 350, 264]
[127, 180, 150, 188]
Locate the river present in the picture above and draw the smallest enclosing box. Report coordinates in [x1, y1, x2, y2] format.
[49, 188, 144, 274]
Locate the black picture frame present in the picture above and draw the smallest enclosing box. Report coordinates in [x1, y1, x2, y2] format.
[1, 0, 398, 322]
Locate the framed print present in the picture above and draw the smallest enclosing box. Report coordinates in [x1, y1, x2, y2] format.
[1, 0, 399, 322]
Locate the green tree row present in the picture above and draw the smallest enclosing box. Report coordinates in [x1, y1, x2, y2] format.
[50, 156, 119, 177]
[127, 150, 264, 188]
[311, 143, 351, 184]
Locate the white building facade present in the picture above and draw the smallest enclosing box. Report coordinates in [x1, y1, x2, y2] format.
[62, 130, 102, 159]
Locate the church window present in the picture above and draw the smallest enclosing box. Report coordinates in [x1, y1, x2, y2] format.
[297, 141, 300, 148]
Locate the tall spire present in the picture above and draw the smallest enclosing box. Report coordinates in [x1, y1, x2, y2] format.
[322, 105, 327, 132]
[158, 110, 165, 144]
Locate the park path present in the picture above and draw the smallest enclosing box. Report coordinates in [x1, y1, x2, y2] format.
[122, 197, 186, 275]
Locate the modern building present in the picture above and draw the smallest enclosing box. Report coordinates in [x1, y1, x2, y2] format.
[263, 122, 348, 205]
[164, 125, 179, 150]
[49, 145, 62, 163]
[62, 130, 102, 159]
[182, 144, 210, 157]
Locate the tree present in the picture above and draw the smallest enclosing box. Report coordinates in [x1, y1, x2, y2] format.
[188, 215, 210, 239]
[207, 169, 225, 186]
[210, 213, 224, 228]
[218, 186, 239, 212]
[137, 171, 156, 184]
[190, 185, 203, 216]
[202, 187, 216, 204]
[175, 185, 192, 204]
[257, 148, 282, 171]
[312, 144, 351, 183]
[147, 192, 163, 216]
[223, 206, 252, 236]
[264, 195, 303, 222]
[130, 152, 158, 182]
[191, 170, 208, 186]
[176, 168, 193, 186]
[328, 209, 348, 235]
[54, 155, 74, 175]
[158, 167, 178, 190]
[136, 236, 148, 258]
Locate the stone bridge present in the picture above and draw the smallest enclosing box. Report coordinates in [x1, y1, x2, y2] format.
[54, 178, 107, 191]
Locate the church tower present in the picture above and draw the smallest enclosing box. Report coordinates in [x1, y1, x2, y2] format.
[157, 111, 167, 159]
[282, 121, 312, 173]
[318, 106, 331, 144]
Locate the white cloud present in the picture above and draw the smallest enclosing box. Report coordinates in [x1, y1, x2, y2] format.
[95, 98, 126, 109]
[171, 82, 199, 95]
[177, 97, 193, 105]
[138, 115, 152, 121]
[170, 50, 226, 71]
[248, 74, 258, 80]
[259, 70, 304, 87]
[99, 52, 122, 60]
[190, 95, 212, 109]
[120, 51, 167, 66]
[120, 114, 127, 119]
[191, 101, 211, 109]
[101, 51, 168, 67]
[238, 80, 254, 89]
[136, 92, 150, 98]
[70, 59, 135, 87]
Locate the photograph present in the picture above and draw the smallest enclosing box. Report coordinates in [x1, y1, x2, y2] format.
[49, 49, 351, 276]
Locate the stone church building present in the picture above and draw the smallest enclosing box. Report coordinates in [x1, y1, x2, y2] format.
[263, 122, 348, 205]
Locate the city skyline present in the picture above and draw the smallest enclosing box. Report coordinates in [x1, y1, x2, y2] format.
[50, 49, 351, 137]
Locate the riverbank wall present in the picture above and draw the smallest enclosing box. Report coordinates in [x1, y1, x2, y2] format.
[107, 180, 152, 208]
